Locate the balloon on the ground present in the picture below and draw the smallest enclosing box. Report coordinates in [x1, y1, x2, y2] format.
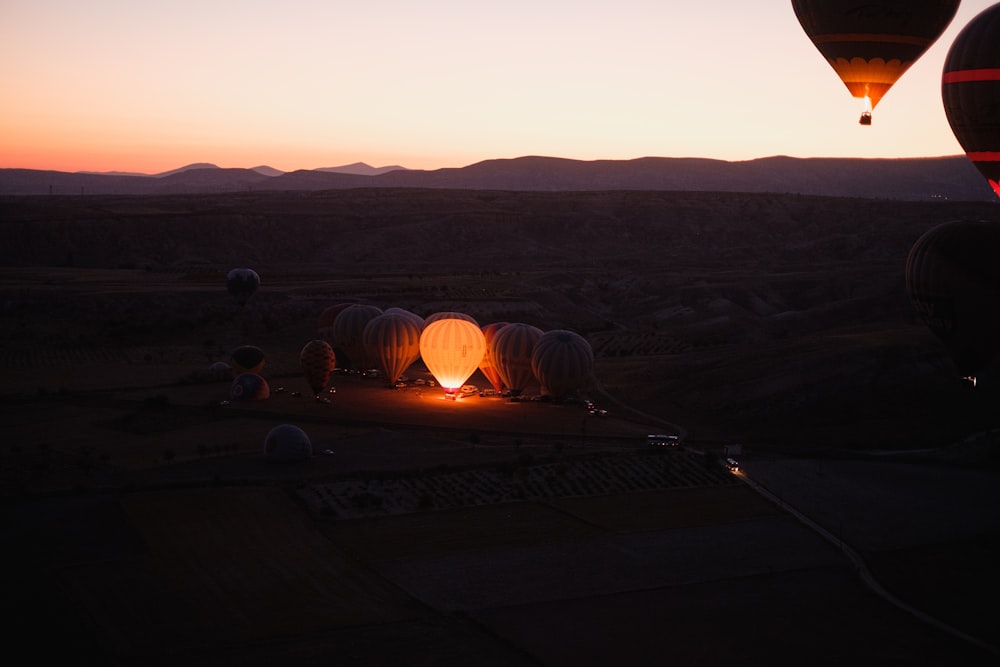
[300, 339, 336, 396]
[364, 312, 422, 386]
[941, 3, 1000, 199]
[384, 307, 425, 331]
[419, 318, 486, 394]
[230, 345, 265, 375]
[330, 304, 383, 369]
[531, 330, 594, 399]
[318, 302, 354, 341]
[207, 361, 231, 380]
[792, 0, 959, 124]
[264, 424, 312, 463]
[905, 219, 1000, 381]
[490, 322, 543, 396]
[226, 267, 260, 305]
[230, 373, 270, 401]
[479, 322, 509, 393]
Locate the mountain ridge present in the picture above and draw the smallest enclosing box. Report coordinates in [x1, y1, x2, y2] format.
[1, 155, 995, 201]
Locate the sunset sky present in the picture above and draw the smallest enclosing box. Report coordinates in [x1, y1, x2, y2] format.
[2, 1, 995, 174]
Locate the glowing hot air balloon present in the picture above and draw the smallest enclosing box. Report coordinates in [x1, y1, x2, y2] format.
[905, 219, 1000, 385]
[363, 312, 422, 386]
[792, 0, 960, 124]
[531, 330, 594, 399]
[479, 322, 510, 394]
[490, 322, 543, 396]
[226, 268, 260, 306]
[942, 3, 1000, 199]
[299, 339, 336, 397]
[419, 318, 486, 397]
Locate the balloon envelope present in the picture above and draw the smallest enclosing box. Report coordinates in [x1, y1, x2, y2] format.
[264, 424, 312, 463]
[531, 330, 594, 399]
[905, 219, 1000, 379]
[941, 3, 1000, 199]
[792, 0, 959, 119]
[330, 304, 383, 369]
[479, 322, 510, 393]
[230, 345, 265, 375]
[424, 311, 478, 327]
[490, 322, 543, 395]
[363, 312, 422, 386]
[300, 339, 336, 395]
[230, 373, 270, 401]
[419, 318, 486, 393]
[226, 268, 260, 305]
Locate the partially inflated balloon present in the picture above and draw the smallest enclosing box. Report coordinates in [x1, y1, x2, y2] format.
[905, 219, 1000, 381]
[226, 268, 260, 305]
[793, 0, 959, 123]
[300, 339, 336, 396]
[264, 424, 312, 463]
[230, 373, 270, 401]
[942, 3, 1000, 199]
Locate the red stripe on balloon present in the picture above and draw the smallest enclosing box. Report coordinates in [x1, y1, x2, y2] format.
[967, 152, 1000, 162]
[942, 68, 1000, 84]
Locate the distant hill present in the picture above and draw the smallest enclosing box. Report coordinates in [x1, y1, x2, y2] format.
[1, 155, 995, 200]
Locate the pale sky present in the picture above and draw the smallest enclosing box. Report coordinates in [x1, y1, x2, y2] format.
[1, 1, 995, 174]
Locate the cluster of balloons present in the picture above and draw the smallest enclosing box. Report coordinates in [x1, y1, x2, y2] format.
[316, 304, 595, 400]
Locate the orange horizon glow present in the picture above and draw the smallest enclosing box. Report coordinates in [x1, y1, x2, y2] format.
[2, 1, 995, 175]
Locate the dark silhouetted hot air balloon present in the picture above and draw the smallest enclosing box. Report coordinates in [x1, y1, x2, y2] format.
[230, 345, 265, 375]
[490, 322, 543, 396]
[531, 330, 594, 399]
[264, 424, 312, 463]
[226, 268, 260, 306]
[363, 312, 422, 386]
[942, 3, 1000, 199]
[419, 318, 486, 395]
[318, 302, 354, 342]
[792, 0, 960, 124]
[300, 339, 336, 397]
[905, 219, 1000, 384]
[329, 304, 383, 370]
[230, 373, 270, 401]
[479, 322, 510, 394]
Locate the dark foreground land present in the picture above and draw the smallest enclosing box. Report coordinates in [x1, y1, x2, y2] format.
[2, 189, 1000, 665]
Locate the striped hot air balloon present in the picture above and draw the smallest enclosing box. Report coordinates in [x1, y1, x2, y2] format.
[490, 322, 543, 396]
[531, 330, 594, 399]
[419, 318, 485, 396]
[792, 0, 960, 124]
[424, 311, 478, 327]
[942, 3, 1000, 199]
[479, 322, 510, 394]
[363, 312, 422, 387]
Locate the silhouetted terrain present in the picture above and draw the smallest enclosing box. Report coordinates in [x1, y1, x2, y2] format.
[2, 155, 996, 200]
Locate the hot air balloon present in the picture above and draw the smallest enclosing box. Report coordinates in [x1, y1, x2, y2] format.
[942, 3, 1000, 199]
[792, 0, 960, 124]
[479, 322, 509, 394]
[905, 219, 1000, 384]
[264, 424, 312, 463]
[490, 322, 543, 396]
[230, 373, 270, 401]
[419, 318, 486, 396]
[424, 311, 479, 326]
[531, 330, 594, 399]
[318, 302, 354, 342]
[230, 345, 265, 375]
[226, 268, 260, 306]
[329, 304, 383, 370]
[300, 339, 336, 397]
[363, 312, 422, 387]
